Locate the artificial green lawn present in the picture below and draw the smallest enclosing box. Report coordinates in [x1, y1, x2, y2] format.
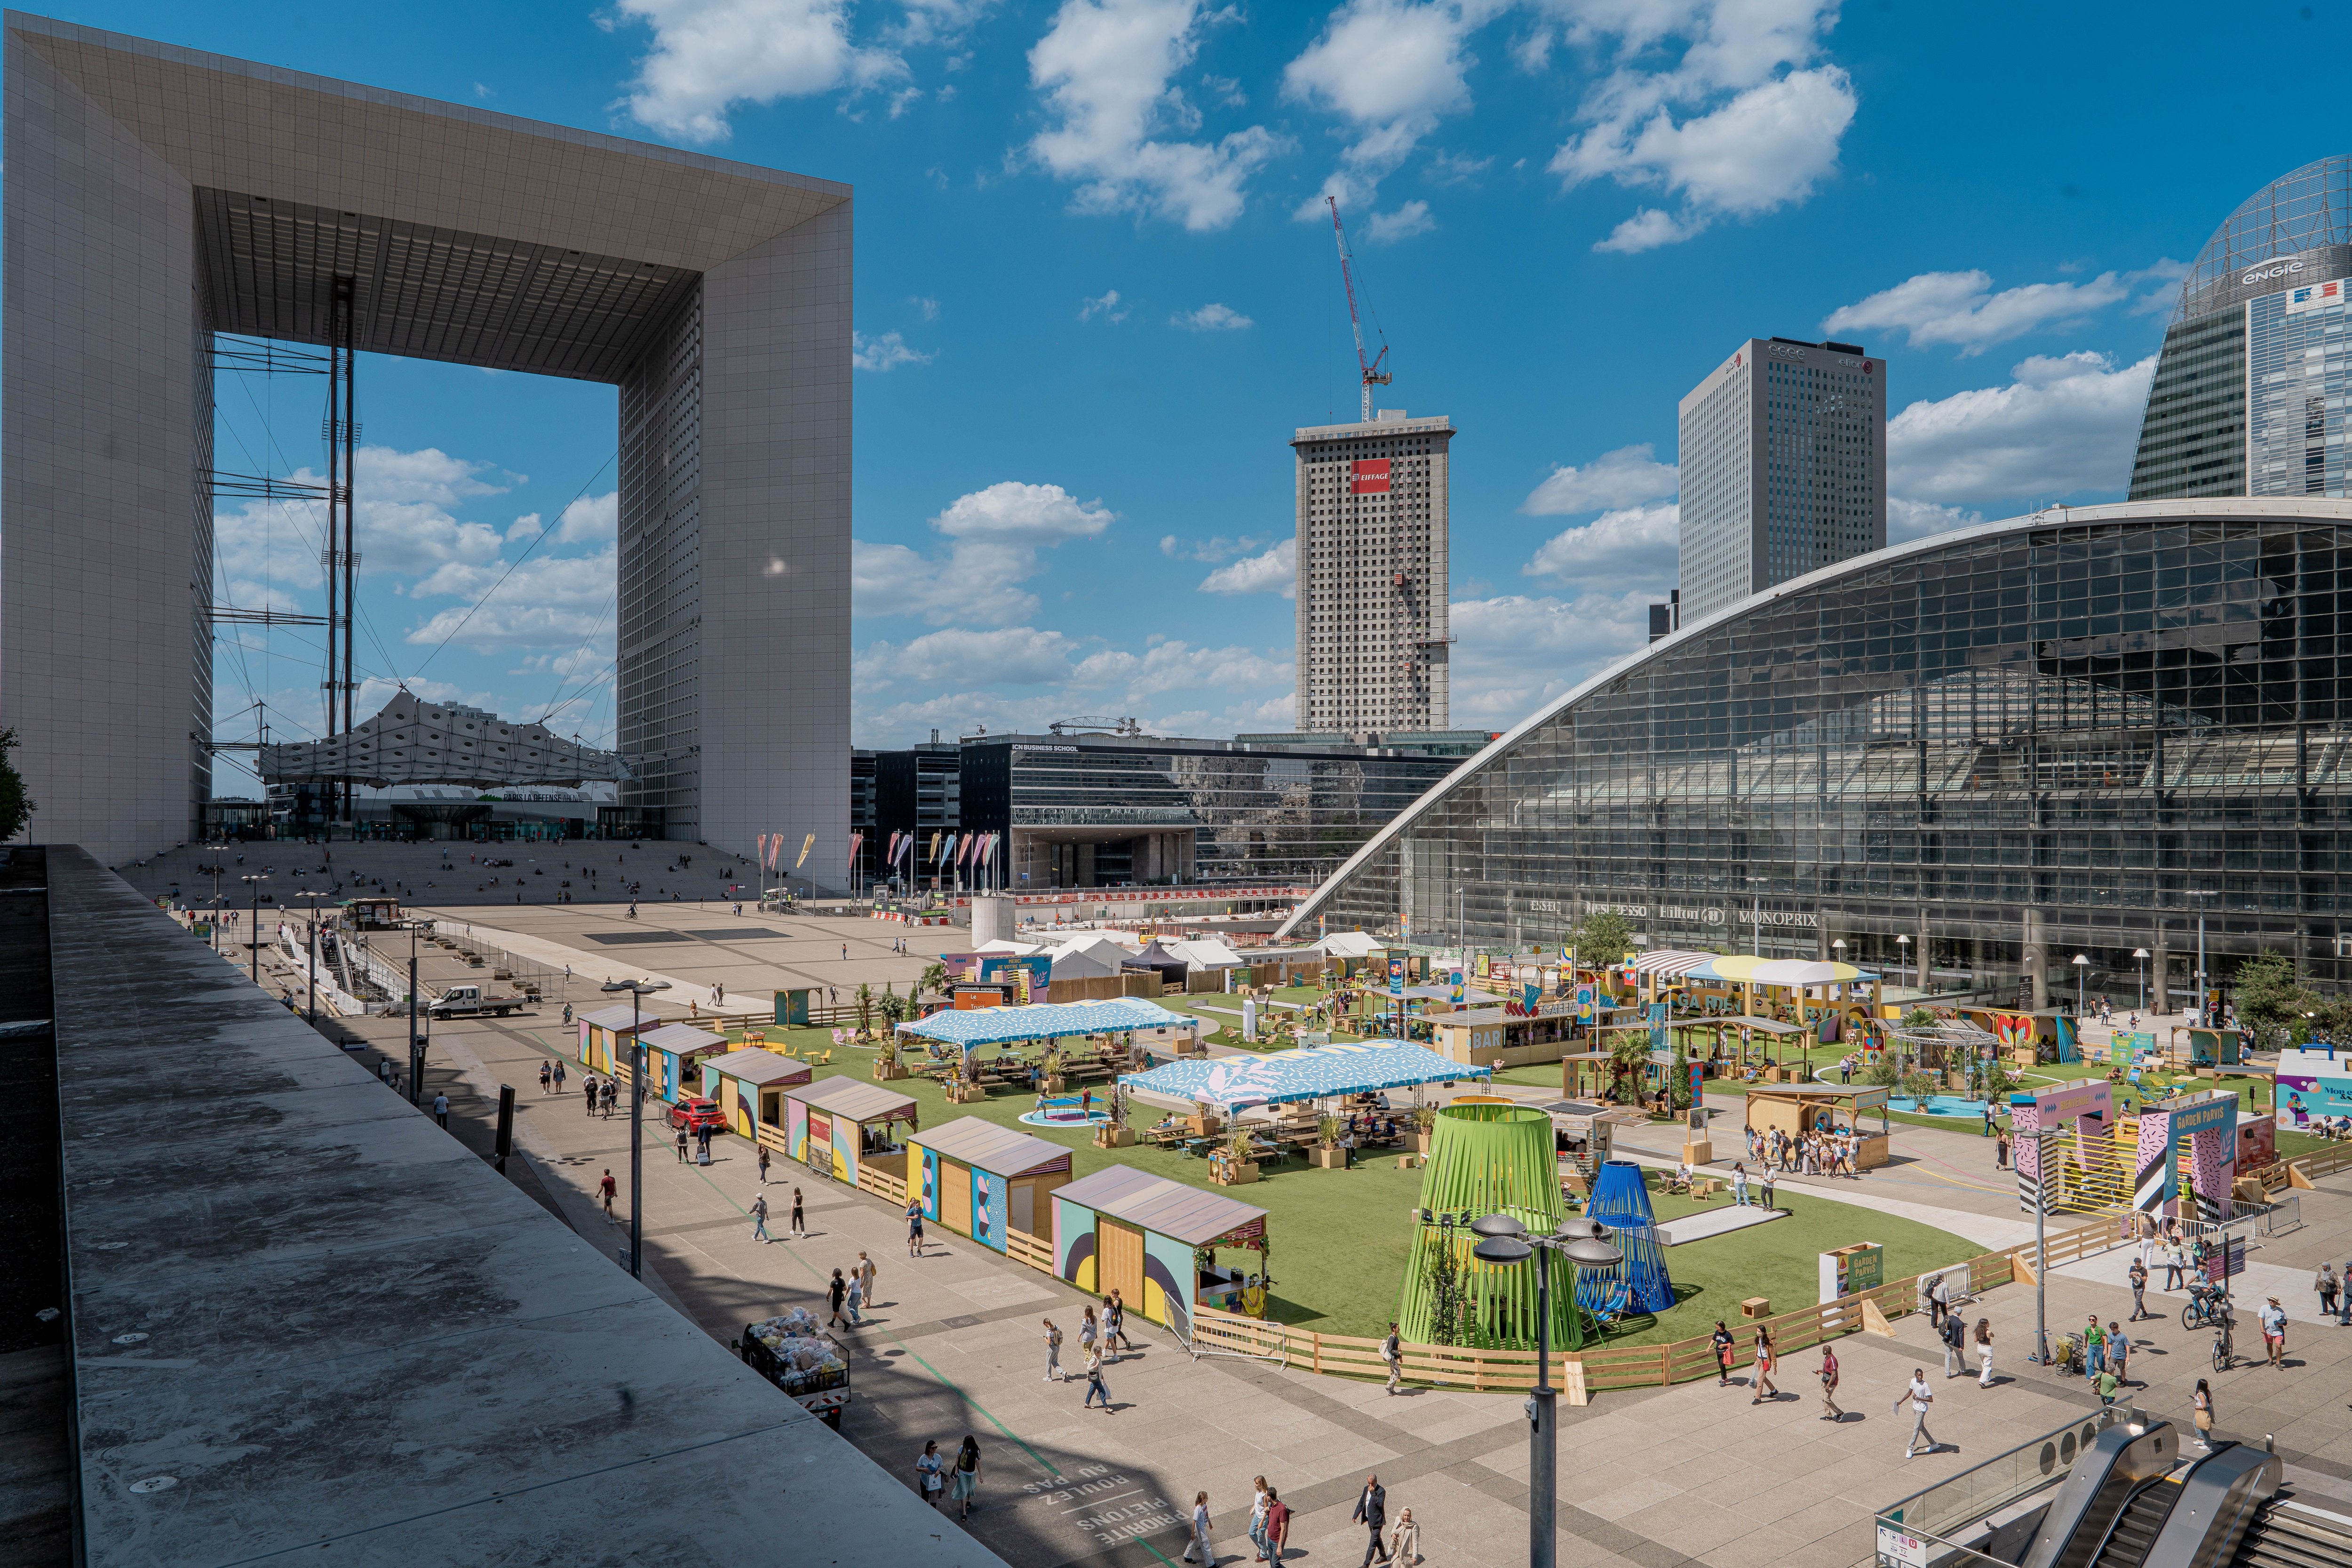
[705, 1033, 1983, 1347]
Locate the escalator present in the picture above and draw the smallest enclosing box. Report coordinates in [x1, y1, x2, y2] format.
[2018, 1425, 2313, 1568]
[2088, 1481, 2182, 1568]
[2233, 1498, 2352, 1568]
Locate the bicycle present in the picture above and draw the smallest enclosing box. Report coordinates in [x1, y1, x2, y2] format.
[2211, 1312, 2235, 1372]
[2181, 1288, 2230, 1331]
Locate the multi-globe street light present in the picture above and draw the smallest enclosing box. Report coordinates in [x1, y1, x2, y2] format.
[601, 977, 670, 1280]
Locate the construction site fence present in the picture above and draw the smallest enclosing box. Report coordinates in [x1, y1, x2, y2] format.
[424, 920, 565, 997]
[1186, 1214, 2121, 1405]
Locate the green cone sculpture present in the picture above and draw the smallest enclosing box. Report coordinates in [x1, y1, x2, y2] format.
[1396, 1103, 1580, 1350]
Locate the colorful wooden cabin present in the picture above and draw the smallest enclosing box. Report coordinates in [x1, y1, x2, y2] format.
[784, 1076, 919, 1186]
[635, 1023, 730, 1103]
[905, 1116, 1071, 1254]
[1051, 1165, 1269, 1335]
[699, 1051, 813, 1138]
[577, 1003, 653, 1074]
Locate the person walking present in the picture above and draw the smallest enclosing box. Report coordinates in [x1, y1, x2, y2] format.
[1750, 1326, 1778, 1403]
[2319, 1262, 2340, 1323]
[858, 1251, 877, 1309]
[1082, 1344, 1111, 1409]
[1079, 1305, 1100, 1366]
[827, 1267, 849, 1330]
[846, 1266, 864, 1325]
[551, 1059, 565, 1095]
[950, 1435, 980, 1519]
[788, 1186, 807, 1236]
[1042, 1318, 1064, 1383]
[696, 1122, 713, 1163]
[750, 1192, 771, 1243]
[2107, 1322, 2130, 1385]
[906, 1196, 925, 1257]
[1939, 1309, 1965, 1378]
[1263, 1488, 1290, 1566]
[2192, 1379, 2215, 1451]
[1388, 1507, 1421, 1568]
[2340, 1258, 2352, 1325]
[2083, 1315, 2106, 1376]
[1818, 1345, 1843, 1420]
[1351, 1475, 1390, 1568]
[2129, 1256, 2149, 1321]
[584, 1077, 599, 1118]
[1249, 1477, 1272, 1565]
[1995, 1129, 2010, 1170]
[1898, 1368, 1940, 1458]
[1183, 1491, 1215, 1566]
[758, 1146, 771, 1186]
[539, 1061, 552, 1095]
[2162, 1242, 2186, 1292]
[1731, 1162, 1750, 1208]
[675, 1122, 690, 1163]
[432, 1091, 450, 1130]
[599, 1168, 617, 1219]
[916, 1440, 946, 1509]
[2260, 1296, 2288, 1368]
[1382, 1320, 1404, 1396]
[1105, 1292, 1131, 1360]
[1975, 1319, 1995, 1386]
[603, 1079, 618, 1118]
[1711, 1321, 1736, 1387]
[1759, 1165, 1776, 1212]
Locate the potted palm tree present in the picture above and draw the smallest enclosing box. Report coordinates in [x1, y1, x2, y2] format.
[1411, 1104, 1437, 1154]
[1214, 1123, 1260, 1185]
[1311, 1114, 1346, 1169]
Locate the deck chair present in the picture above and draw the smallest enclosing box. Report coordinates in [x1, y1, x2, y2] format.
[814, 1049, 832, 1067]
[1586, 1277, 1632, 1329]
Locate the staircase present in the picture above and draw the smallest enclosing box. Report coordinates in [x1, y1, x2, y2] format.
[2238, 1501, 2352, 1568]
[2088, 1482, 2178, 1568]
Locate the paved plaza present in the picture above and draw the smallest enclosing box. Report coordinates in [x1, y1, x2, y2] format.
[243, 900, 2352, 1568]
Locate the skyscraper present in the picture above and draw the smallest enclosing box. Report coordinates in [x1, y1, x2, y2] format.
[1677, 337, 1886, 624]
[2130, 155, 2352, 501]
[1294, 410, 1453, 732]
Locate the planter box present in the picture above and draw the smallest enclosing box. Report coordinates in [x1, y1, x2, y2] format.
[1310, 1146, 1346, 1169]
[1413, 1131, 1433, 1154]
[1043, 1075, 1067, 1092]
[1094, 1126, 1136, 1148]
[947, 1082, 986, 1103]
[1186, 1114, 1223, 1137]
[872, 1062, 908, 1081]
[1212, 1160, 1260, 1186]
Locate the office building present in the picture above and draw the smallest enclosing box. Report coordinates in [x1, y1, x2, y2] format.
[1677, 338, 1886, 623]
[1294, 410, 1453, 732]
[3, 17, 850, 873]
[2131, 155, 2352, 501]
[1281, 499, 2352, 1000]
[861, 730, 1467, 891]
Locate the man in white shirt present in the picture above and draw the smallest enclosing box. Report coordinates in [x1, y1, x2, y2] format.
[2259, 1297, 2288, 1368]
[1896, 1369, 1939, 1458]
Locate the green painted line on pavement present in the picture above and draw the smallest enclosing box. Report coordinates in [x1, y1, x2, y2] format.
[686, 1163, 1062, 1480]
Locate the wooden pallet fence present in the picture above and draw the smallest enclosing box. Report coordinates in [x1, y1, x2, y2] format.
[756, 1124, 789, 1158]
[1005, 1228, 1054, 1274]
[856, 1163, 906, 1206]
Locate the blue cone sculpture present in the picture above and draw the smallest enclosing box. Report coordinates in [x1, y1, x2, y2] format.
[1584, 1159, 1676, 1313]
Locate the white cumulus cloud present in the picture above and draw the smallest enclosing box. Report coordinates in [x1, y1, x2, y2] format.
[1549, 1, 1857, 253]
[856, 626, 1079, 688]
[853, 330, 934, 371]
[1888, 497, 1983, 545]
[1520, 503, 1678, 589]
[1081, 289, 1130, 322]
[1365, 200, 1436, 243]
[1172, 302, 1253, 331]
[1520, 442, 1678, 516]
[855, 481, 1116, 626]
[615, 0, 906, 143]
[1886, 351, 2156, 506]
[556, 491, 620, 544]
[1284, 0, 1485, 220]
[1200, 539, 1296, 596]
[1027, 0, 1283, 231]
[1448, 589, 1652, 728]
[1823, 269, 2139, 356]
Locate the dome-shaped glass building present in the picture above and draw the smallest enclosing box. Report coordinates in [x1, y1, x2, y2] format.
[1279, 500, 2352, 1007]
[2132, 156, 2352, 500]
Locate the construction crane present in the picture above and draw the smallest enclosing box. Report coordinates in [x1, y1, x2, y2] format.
[1327, 196, 1391, 421]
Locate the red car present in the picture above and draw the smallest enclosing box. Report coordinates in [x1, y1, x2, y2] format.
[668, 1097, 725, 1132]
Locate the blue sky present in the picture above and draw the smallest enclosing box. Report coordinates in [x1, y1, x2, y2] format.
[129, 0, 2352, 788]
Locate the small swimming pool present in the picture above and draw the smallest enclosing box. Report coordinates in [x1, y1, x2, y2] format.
[1890, 1094, 1993, 1118]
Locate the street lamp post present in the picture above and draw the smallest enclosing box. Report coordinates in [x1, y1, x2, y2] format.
[1897, 934, 1912, 992]
[1745, 876, 1765, 959]
[2133, 949, 2150, 1014]
[602, 977, 671, 1280]
[2072, 954, 2089, 1016]
[294, 890, 333, 1023]
[1469, 1214, 1624, 1568]
[240, 873, 269, 983]
[2187, 890, 2218, 1024]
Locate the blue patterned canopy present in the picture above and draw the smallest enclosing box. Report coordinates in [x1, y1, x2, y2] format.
[1120, 1042, 1488, 1110]
[895, 997, 1196, 1048]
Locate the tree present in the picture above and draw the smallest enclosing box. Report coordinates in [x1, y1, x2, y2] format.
[854, 981, 874, 1039]
[1606, 1027, 1649, 1103]
[917, 961, 948, 1004]
[1669, 1035, 1692, 1113]
[2230, 949, 2324, 1051]
[0, 729, 32, 843]
[880, 981, 906, 1026]
[1570, 908, 1635, 966]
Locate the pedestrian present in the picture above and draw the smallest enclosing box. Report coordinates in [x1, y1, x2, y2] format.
[602, 1079, 617, 1118]
[1351, 1475, 1390, 1568]
[2107, 1322, 2130, 1385]
[552, 1059, 565, 1094]
[697, 1122, 713, 1162]
[1184, 1491, 1216, 1566]
[842, 943, 849, 962]
[950, 1434, 980, 1518]
[1080, 1305, 1099, 1364]
[2094, 1365, 2121, 1405]
[1760, 1165, 1776, 1211]
[1927, 1273, 1947, 1329]
[675, 1122, 690, 1163]
[1818, 1345, 1842, 1420]
[2162, 1242, 2186, 1292]
[2340, 1258, 2352, 1325]
[539, 1060, 552, 1094]
[599, 1168, 616, 1218]
[916, 1440, 946, 1508]
[378, 1059, 393, 1088]
[1975, 1318, 1995, 1386]
[1731, 1162, 1750, 1207]
[1939, 1308, 1965, 1378]
[2129, 1256, 2149, 1320]
[433, 1090, 450, 1129]
[846, 1268, 864, 1325]
[1263, 1488, 1291, 1566]
[1750, 1325, 1778, 1403]
[585, 1077, 598, 1118]
[2260, 1296, 2288, 1368]
[1082, 1344, 1111, 1409]
[759, 1146, 771, 1186]
[2191, 1378, 2215, 1451]
[858, 1250, 877, 1308]
[1898, 1368, 1939, 1458]
[792, 1186, 807, 1236]
[2083, 1315, 2106, 1376]
[1995, 1129, 2010, 1170]
[1711, 1320, 1735, 1387]
[750, 1192, 770, 1242]
[2319, 1262, 2341, 1322]
[1108, 1289, 1134, 1354]
[1249, 1477, 1272, 1564]
[1342, 1125, 1356, 1170]
[827, 1268, 849, 1329]
[1388, 1507, 1421, 1568]
[906, 1196, 924, 1257]
[1042, 1318, 1064, 1382]
[1382, 1320, 1403, 1395]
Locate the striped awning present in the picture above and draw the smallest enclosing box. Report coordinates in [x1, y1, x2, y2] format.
[1633, 950, 1719, 977]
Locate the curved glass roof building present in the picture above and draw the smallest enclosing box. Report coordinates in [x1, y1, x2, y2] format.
[1278, 500, 2352, 1006]
[2131, 156, 2352, 500]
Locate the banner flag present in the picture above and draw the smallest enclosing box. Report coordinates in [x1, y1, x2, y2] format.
[795, 833, 814, 870]
[847, 831, 863, 871]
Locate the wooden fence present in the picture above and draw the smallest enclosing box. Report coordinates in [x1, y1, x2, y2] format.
[856, 1163, 907, 1207]
[1006, 1228, 1055, 1273]
[1190, 1212, 2119, 1404]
